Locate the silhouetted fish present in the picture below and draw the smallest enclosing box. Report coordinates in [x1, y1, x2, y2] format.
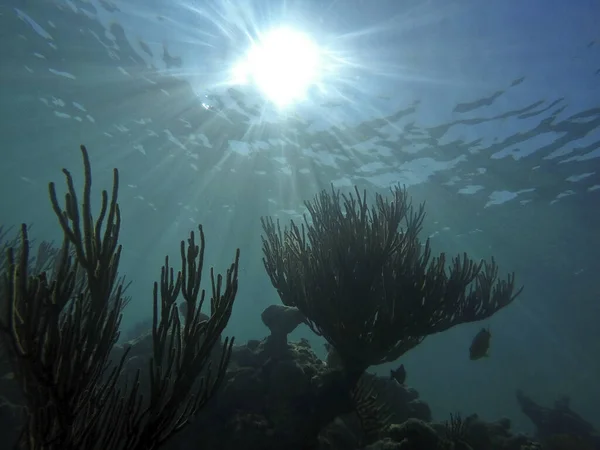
[469, 327, 491, 360]
[390, 364, 406, 384]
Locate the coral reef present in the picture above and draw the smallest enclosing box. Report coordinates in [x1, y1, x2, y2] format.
[1, 144, 592, 450]
[260, 185, 523, 439]
[0, 326, 570, 450]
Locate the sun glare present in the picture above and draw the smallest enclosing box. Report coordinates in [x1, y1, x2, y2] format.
[232, 27, 322, 107]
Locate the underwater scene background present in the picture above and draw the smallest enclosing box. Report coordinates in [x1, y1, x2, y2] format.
[0, 0, 599, 448]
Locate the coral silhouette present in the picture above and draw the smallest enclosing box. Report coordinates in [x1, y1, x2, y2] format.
[0, 145, 240, 450]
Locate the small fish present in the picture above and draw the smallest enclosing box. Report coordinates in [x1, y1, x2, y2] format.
[469, 327, 491, 360]
[390, 364, 406, 384]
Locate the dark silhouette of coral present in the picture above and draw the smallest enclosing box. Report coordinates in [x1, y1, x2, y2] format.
[0, 145, 240, 450]
[261, 185, 523, 379]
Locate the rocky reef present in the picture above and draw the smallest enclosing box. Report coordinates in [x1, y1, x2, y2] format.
[2, 302, 599, 450]
[152, 314, 600, 450]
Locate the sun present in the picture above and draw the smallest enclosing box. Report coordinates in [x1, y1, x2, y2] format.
[232, 27, 322, 107]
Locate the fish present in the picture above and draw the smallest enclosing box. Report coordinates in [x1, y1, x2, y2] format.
[390, 364, 406, 384]
[469, 327, 491, 360]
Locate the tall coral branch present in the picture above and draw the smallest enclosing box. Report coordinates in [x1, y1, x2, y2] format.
[0, 145, 126, 449]
[0, 144, 239, 450]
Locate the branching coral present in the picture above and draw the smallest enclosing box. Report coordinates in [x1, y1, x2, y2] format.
[352, 375, 394, 445]
[261, 185, 522, 379]
[444, 412, 473, 449]
[0, 145, 240, 450]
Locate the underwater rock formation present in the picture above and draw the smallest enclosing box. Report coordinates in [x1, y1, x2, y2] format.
[2, 320, 596, 450]
[114, 332, 553, 450]
[516, 390, 600, 450]
[261, 303, 306, 352]
[107, 331, 533, 450]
